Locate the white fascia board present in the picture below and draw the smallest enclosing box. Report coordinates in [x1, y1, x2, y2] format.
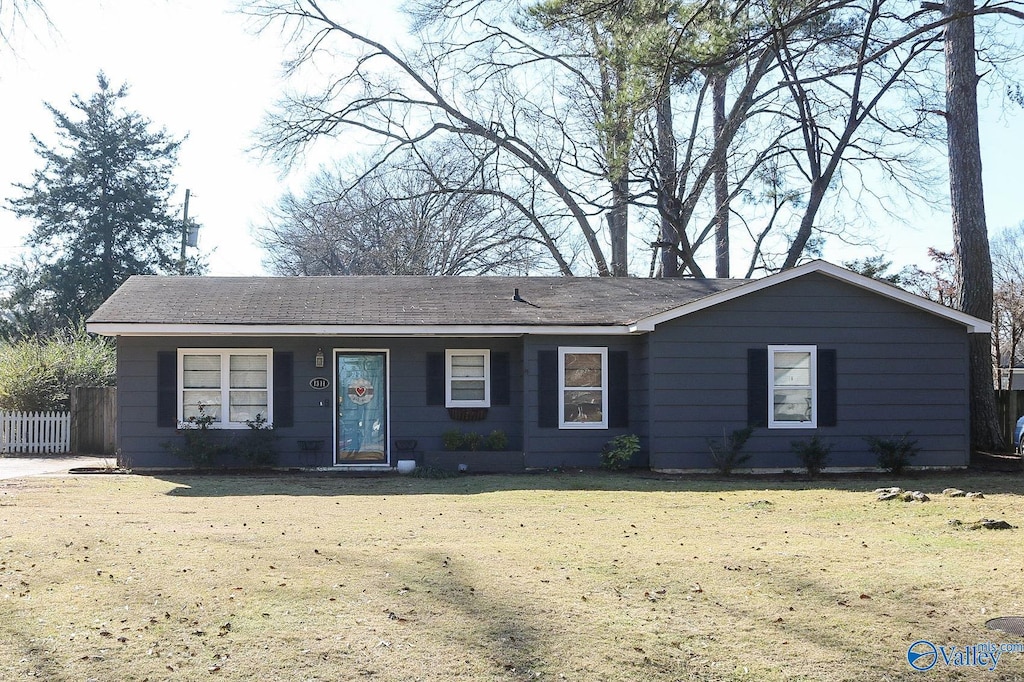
[85, 322, 640, 337]
[630, 260, 992, 334]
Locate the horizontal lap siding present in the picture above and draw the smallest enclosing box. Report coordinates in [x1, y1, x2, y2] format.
[116, 337, 522, 468]
[648, 274, 970, 470]
[523, 336, 646, 469]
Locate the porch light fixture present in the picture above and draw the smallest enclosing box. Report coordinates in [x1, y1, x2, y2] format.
[315, 347, 325, 368]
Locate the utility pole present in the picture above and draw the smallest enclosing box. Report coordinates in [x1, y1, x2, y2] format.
[179, 189, 193, 275]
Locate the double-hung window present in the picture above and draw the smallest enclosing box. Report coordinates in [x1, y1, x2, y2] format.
[445, 349, 490, 407]
[179, 349, 273, 428]
[768, 345, 816, 428]
[559, 347, 607, 429]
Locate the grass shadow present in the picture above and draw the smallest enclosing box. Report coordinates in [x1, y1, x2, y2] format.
[154, 468, 1024, 498]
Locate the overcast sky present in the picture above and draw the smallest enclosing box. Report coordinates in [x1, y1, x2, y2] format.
[1, 0, 1022, 277]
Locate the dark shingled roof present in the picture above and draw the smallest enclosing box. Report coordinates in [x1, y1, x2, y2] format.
[87, 275, 749, 327]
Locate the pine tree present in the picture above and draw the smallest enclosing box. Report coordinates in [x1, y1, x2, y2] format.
[940, 0, 1002, 450]
[3, 72, 197, 339]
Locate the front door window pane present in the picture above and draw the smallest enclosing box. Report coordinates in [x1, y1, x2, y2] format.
[337, 352, 387, 463]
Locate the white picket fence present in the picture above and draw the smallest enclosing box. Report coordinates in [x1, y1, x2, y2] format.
[0, 411, 72, 454]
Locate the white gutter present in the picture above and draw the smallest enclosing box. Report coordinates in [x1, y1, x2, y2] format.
[85, 322, 643, 337]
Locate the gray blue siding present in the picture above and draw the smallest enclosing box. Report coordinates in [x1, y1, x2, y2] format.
[116, 337, 522, 468]
[521, 336, 646, 469]
[113, 273, 973, 471]
[646, 273, 970, 469]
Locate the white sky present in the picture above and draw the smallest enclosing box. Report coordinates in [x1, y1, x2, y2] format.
[0, 0, 1022, 277]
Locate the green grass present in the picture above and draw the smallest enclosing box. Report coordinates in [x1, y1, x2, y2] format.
[1, 470, 1023, 680]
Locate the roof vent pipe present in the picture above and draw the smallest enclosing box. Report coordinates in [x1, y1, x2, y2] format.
[513, 287, 539, 308]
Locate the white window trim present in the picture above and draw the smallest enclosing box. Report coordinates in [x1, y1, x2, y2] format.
[768, 345, 817, 429]
[558, 346, 608, 430]
[445, 349, 490, 408]
[178, 348, 274, 429]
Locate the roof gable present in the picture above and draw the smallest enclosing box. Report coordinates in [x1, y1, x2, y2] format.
[631, 261, 990, 333]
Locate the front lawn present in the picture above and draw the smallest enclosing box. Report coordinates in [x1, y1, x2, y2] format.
[1, 471, 1022, 681]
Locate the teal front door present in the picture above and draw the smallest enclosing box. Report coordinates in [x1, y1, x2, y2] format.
[335, 352, 388, 464]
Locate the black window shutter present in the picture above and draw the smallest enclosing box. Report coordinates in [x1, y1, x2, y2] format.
[817, 349, 837, 427]
[537, 350, 558, 428]
[273, 352, 294, 428]
[747, 348, 768, 428]
[491, 352, 510, 406]
[426, 352, 444, 405]
[157, 351, 177, 428]
[608, 350, 629, 427]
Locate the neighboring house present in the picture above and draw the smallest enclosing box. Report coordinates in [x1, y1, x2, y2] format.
[86, 260, 988, 472]
[997, 368, 1024, 391]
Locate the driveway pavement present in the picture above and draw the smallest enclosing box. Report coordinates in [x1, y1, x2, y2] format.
[0, 455, 112, 480]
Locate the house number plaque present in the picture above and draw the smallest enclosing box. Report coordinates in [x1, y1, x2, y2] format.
[309, 377, 330, 390]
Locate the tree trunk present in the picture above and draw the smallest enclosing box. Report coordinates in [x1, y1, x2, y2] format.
[609, 175, 629, 277]
[712, 71, 730, 278]
[656, 86, 679, 278]
[783, 177, 828, 270]
[944, 0, 1003, 450]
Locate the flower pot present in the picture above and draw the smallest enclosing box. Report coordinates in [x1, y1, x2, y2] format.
[396, 459, 417, 474]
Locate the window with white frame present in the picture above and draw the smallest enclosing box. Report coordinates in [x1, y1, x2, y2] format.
[445, 349, 490, 407]
[179, 349, 273, 428]
[768, 345, 816, 428]
[559, 347, 607, 429]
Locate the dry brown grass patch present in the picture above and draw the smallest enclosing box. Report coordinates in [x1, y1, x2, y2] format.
[0, 471, 1022, 680]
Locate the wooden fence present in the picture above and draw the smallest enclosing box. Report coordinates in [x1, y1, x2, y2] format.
[0, 411, 71, 454]
[0, 387, 117, 456]
[70, 386, 117, 456]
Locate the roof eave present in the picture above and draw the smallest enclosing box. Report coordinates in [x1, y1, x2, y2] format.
[85, 322, 642, 337]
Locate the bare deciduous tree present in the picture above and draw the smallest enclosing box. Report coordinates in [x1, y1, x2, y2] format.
[249, 0, 613, 275]
[0, 0, 48, 47]
[257, 150, 540, 276]
[249, 0, 1019, 301]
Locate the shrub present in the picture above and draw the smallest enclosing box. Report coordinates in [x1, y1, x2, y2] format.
[164, 403, 231, 469]
[484, 429, 509, 451]
[463, 431, 484, 451]
[408, 465, 459, 479]
[708, 426, 754, 475]
[0, 326, 115, 411]
[237, 413, 277, 467]
[601, 434, 640, 471]
[441, 429, 466, 451]
[791, 436, 831, 479]
[866, 433, 919, 474]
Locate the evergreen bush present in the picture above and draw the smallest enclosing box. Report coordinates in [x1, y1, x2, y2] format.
[791, 436, 831, 479]
[601, 434, 640, 470]
[708, 426, 754, 475]
[0, 327, 115, 411]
